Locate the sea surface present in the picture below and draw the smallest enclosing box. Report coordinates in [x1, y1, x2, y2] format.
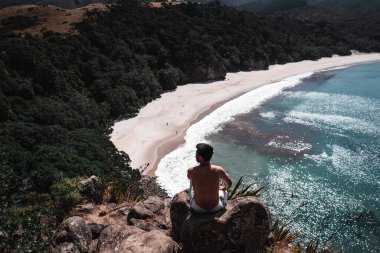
[156, 61, 380, 252]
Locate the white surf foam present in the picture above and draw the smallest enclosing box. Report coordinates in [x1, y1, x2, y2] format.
[284, 91, 380, 124]
[265, 135, 313, 153]
[284, 112, 380, 136]
[156, 72, 313, 196]
[259, 111, 277, 119]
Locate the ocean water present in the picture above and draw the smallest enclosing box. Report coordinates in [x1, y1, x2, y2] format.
[156, 61, 380, 252]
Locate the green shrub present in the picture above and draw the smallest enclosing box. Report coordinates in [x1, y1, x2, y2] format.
[50, 177, 84, 214]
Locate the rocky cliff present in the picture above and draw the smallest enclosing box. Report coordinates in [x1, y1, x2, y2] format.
[50, 177, 274, 253]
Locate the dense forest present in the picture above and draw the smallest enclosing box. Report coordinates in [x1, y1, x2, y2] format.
[221, 0, 380, 17]
[237, 0, 308, 15]
[1, 0, 380, 251]
[232, 0, 380, 45]
[307, 0, 380, 15]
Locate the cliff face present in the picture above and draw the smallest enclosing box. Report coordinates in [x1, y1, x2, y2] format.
[50, 183, 273, 253]
[182, 42, 227, 82]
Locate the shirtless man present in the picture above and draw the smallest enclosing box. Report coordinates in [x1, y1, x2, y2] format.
[187, 143, 233, 213]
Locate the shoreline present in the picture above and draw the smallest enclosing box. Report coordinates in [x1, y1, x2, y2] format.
[110, 53, 380, 176]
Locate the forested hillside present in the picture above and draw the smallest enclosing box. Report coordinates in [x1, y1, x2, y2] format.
[1, 0, 380, 251]
[238, 0, 308, 15]
[233, 0, 380, 55]
[308, 0, 380, 16]
[222, 0, 380, 17]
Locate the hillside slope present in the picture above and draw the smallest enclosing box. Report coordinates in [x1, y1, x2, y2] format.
[308, 0, 380, 16]
[1, 0, 379, 251]
[238, 0, 308, 14]
[0, 3, 109, 35]
[0, 0, 110, 9]
[223, 0, 380, 17]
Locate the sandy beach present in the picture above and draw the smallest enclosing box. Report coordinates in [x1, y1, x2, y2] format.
[110, 53, 380, 176]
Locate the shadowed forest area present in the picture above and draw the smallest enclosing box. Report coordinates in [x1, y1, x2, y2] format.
[1, 0, 380, 251]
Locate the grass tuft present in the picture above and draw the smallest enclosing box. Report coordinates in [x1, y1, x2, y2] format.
[103, 179, 144, 204]
[228, 176, 264, 200]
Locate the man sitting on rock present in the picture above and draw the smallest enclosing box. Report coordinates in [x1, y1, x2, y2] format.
[187, 143, 233, 213]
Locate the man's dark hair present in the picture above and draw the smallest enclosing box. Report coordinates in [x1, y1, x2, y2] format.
[196, 143, 214, 161]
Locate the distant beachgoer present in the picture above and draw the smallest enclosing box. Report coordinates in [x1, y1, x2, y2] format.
[187, 143, 232, 213]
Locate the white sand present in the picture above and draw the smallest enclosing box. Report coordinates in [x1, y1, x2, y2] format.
[110, 53, 380, 176]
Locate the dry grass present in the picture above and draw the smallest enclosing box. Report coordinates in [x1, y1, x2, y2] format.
[0, 3, 110, 36]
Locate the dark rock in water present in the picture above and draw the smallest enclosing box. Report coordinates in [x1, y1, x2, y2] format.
[127, 196, 171, 234]
[52, 242, 80, 253]
[51, 216, 92, 253]
[171, 190, 272, 253]
[79, 176, 103, 204]
[97, 224, 180, 253]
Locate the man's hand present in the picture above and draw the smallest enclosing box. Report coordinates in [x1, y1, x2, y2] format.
[216, 166, 232, 190]
[219, 185, 227, 191]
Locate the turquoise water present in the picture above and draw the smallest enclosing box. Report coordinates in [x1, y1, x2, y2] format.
[207, 62, 380, 252]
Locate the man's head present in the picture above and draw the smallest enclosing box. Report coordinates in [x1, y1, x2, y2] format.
[196, 143, 214, 163]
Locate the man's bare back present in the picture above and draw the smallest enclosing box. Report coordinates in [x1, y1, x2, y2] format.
[187, 143, 232, 211]
[188, 164, 232, 210]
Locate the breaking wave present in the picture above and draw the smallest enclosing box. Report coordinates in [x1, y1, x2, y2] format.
[156, 72, 313, 196]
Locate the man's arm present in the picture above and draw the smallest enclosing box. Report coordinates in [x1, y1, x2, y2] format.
[216, 167, 232, 190]
[187, 167, 193, 180]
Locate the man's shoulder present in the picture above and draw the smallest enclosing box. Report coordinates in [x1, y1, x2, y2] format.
[187, 166, 197, 174]
[188, 166, 196, 171]
[211, 164, 225, 171]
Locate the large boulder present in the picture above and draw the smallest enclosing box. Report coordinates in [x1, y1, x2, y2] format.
[78, 176, 103, 204]
[170, 191, 191, 242]
[127, 196, 171, 234]
[73, 203, 96, 215]
[171, 191, 272, 253]
[52, 242, 80, 253]
[51, 216, 92, 252]
[88, 223, 107, 240]
[97, 224, 180, 253]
